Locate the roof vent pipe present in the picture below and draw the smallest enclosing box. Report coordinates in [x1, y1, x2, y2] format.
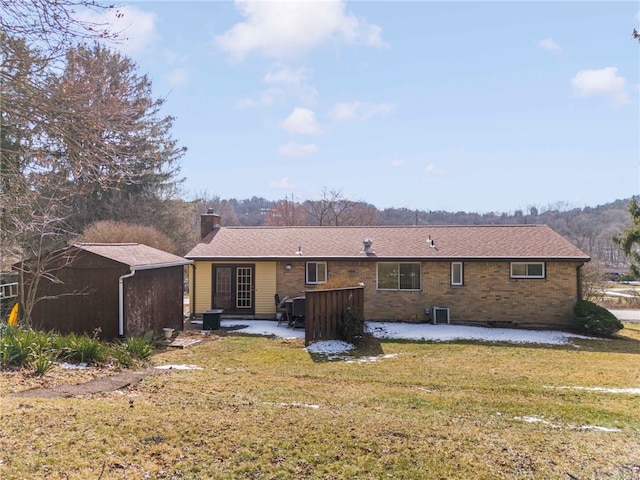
[362, 238, 374, 254]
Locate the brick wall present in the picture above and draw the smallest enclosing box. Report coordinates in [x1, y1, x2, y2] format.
[275, 259, 583, 327]
[421, 261, 582, 327]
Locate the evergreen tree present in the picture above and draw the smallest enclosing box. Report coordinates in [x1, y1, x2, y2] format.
[613, 197, 640, 277]
[40, 43, 186, 233]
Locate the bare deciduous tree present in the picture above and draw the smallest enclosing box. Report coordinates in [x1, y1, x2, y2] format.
[304, 188, 378, 226]
[264, 196, 306, 226]
[1, 0, 119, 61]
[580, 260, 606, 302]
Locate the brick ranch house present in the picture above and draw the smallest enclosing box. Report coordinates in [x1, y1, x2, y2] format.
[185, 213, 590, 328]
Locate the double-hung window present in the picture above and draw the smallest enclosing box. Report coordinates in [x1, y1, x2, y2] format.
[451, 262, 464, 286]
[377, 262, 421, 291]
[510, 262, 545, 279]
[306, 262, 327, 284]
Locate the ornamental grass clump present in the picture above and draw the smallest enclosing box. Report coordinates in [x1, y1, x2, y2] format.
[0, 327, 55, 368]
[61, 332, 106, 364]
[574, 300, 623, 337]
[0, 326, 154, 375]
[111, 337, 154, 367]
[29, 351, 55, 376]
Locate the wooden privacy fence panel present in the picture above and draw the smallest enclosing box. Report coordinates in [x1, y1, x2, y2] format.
[305, 286, 364, 346]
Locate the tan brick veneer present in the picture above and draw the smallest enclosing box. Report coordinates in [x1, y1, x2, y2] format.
[276, 260, 583, 327]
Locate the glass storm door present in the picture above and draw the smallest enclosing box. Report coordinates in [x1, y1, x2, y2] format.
[212, 265, 254, 314]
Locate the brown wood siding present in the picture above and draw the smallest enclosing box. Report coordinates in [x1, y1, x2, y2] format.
[26, 250, 184, 339]
[124, 266, 184, 337]
[28, 251, 125, 338]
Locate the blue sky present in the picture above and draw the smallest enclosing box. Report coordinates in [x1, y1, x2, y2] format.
[96, 1, 638, 213]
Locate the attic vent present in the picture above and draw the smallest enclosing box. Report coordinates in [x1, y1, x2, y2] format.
[362, 238, 374, 254]
[432, 306, 450, 325]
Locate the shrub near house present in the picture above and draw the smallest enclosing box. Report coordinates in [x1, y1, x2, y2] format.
[574, 300, 624, 336]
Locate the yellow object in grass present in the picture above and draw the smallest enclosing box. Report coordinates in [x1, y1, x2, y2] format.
[7, 302, 19, 326]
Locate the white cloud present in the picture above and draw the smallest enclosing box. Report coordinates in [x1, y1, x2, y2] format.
[237, 88, 286, 108]
[263, 66, 317, 104]
[538, 38, 561, 52]
[264, 66, 309, 85]
[570, 67, 629, 105]
[240, 66, 317, 108]
[423, 164, 445, 183]
[215, 0, 385, 60]
[329, 101, 395, 121]
[280, 107, 322, 135]
[391, 158, 405, 168]
[278, 142, 319, 158]
[168, 68, 188, 86]
[79, 5, 158, 55]
[269, 177, 296, 190]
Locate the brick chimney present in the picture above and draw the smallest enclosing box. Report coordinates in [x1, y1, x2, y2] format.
[200, 209, 221, 239]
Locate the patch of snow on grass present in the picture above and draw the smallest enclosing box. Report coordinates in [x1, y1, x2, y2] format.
[60, 362, 89, 369]
[346, 353, 399, 364]
[367, 322, 593, 345]
[515, 415, 621, 432]
[545, 386, 640, 395]
[263, 401, 321, 409]
[515, 416, 561, 428]
[155, 364, 203, 370]
[580, 425, 621, 432]
[604, 290, 636, 298]
[306, 340, 355, 355]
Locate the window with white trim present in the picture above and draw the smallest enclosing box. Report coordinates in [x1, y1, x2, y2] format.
[377, 262, 421, 291]
[510, 262, 545, 279]
[451, 262, 463, 286]
[306, 262, 327, 284]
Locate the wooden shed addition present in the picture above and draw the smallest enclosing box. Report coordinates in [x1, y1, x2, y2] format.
[21, 243, 192, 339]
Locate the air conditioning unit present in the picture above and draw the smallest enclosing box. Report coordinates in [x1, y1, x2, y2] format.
[432, 306, 450, 325]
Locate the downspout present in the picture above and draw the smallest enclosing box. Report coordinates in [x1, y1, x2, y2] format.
[576, 263, 585, 301]
[118, 268, 136, 339]
[191, 263, 196, 319]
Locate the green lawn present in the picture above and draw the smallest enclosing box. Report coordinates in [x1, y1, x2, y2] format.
[1, 324, 639, 479]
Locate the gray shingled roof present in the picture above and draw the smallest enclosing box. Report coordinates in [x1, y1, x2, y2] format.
[185, 224, 589, 261]
[76, 243, 192, 269]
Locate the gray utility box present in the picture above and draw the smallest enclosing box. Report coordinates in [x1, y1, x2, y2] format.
[203, 309, 223, 330]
